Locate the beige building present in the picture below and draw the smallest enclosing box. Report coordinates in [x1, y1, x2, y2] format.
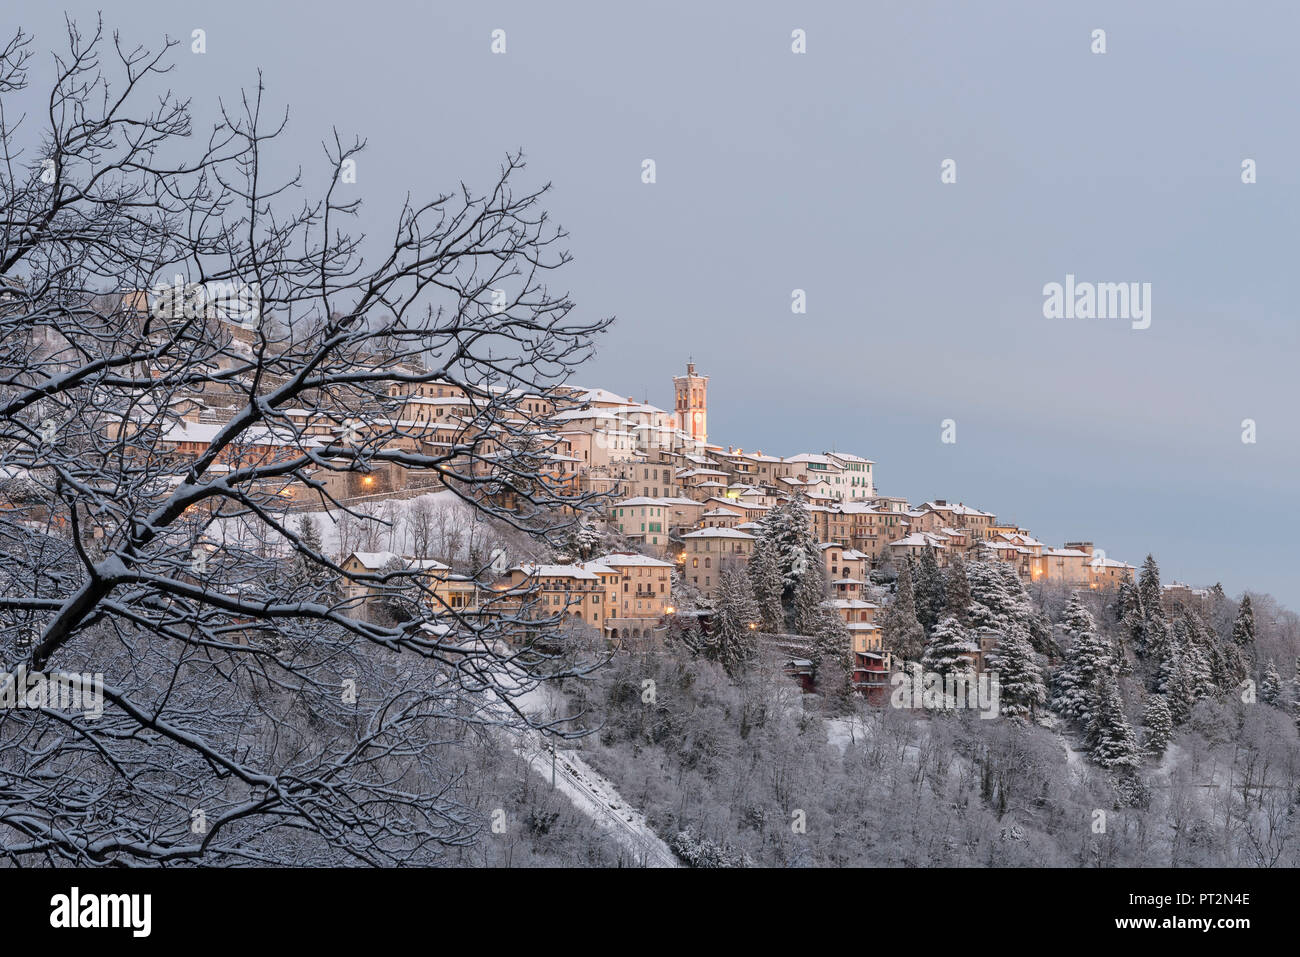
[500, 562, 614, 632]
[591, 552, 676, 624]
[681, 527, 755, 598]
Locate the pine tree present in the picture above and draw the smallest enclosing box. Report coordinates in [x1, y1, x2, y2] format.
[1219, 642, 1249, 694]
[747, 537, 785, 633]
[966, 560, 1016, 633]
[913, 547, 947, 634]
[1173, 617, 1215, 702]
[988, 621, 1045, 721]
[560, 520, 604, 562]
[1164, 650, 1197, 726]
[1115, 579, 1147, 660]
[757, 498, 818, 593]
[1138, 554, 1163, 621]
[1294, 656, 1300, 734]
[1260, 660, 1283, 707]
[707, 568, 760, 675]
[1085, 673, 1141, 771]
[373, 554, 414, 624]
[1141, 693, 1173, 759]
[792, 554, 830, 637]
[943, 555, 972, 625]
[882, 560, 925, 664]
[921, 615, 977, 677]
[666, 611, 707, 656]
[1231, 594, 1256, 647]
[1051, 594, 1114, 727]
[289, 515, 337, 599]
[811, 608, 855, 711]
[1143, 614, 1172, 665]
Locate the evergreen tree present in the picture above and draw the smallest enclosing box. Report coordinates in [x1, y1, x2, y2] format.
[1085, 673, 1141, 771]
[1219, 641, 1249, 694]
[665, 611, 707, 656]
[1260, 660, 1283, 707]
[791, 557, 829, 637]
[810, 609, 855, 711]
[988, 621, 1045, 721]
[1173, 617, 1215, 702]
[560, 520, 604, 562]
[943, 555, 972, 625]
[881, 560, 925, 664]
[373, 554, 414, 624]
[757, 498, 818, 593]
[1163, 650, 1197, 726]
[869, 547, 898, 586]
[1141, 692, 1173, 759]
[966, 560, 1016, 633]
[1115, 578, 1142, 622]
[746, 537, 785, 633]
[1294, 656, 1300, 734]
[1143, 614, 1172, 665]
[1138, 554, 1163, 621]
[913, 546, 947, 634]
[921, 615, 977, 677]
[1231, 594, 1256, 647]
[1051, 594, 1114, 727]
[289, 515, 338, 599]
[707, 568, 760, 675]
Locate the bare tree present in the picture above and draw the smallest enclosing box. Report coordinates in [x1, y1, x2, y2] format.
[0, 20, 609, 864]
[407, 497, 435, 560]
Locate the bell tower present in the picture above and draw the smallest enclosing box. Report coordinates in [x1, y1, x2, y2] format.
[673, 360, 708, 446]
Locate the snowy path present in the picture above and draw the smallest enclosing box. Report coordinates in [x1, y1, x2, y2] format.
[513, 729, 679, 867]
[488, 681, 678, 867]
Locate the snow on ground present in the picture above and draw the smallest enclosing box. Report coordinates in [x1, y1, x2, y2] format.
[484, 677, 678, 867]
[826, 713, 878, 751]
[515, 734, 678, 867]
[211, 489, 476, 558]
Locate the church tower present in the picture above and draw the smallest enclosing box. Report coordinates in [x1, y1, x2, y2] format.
[673, 361, 708, 446]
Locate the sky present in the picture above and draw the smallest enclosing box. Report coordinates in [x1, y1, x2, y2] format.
[14, 1, 1300, 607]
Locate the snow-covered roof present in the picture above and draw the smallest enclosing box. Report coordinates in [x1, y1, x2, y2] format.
[590, 552, 676, 568]
[682, 527, 755, 540]
[348, 551, 401, 570]
[575, 388, 634, 406]
[512, 563, 600, 580]
[835, 501, 882, 514]
[785, 453, 840, 467]
[889, 533, 947, 548]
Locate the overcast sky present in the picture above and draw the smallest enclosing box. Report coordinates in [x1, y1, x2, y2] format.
[18, 1, 1300, 607]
